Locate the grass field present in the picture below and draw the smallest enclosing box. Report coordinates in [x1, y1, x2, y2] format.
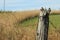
[19, 14, 60, 40]
[0, 11, 60, 40]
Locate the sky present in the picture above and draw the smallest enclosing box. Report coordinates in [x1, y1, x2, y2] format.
[0, 0, 60, 11]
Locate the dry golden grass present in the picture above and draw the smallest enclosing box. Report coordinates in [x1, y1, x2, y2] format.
[51, 10, 60, 14]
[0, 10, 39, 25]
[0, 10, 39, 40]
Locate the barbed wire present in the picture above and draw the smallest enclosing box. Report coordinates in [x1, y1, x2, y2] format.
[49, 20, 60, 33]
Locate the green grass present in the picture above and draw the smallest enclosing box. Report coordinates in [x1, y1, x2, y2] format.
[18, 14, 60, 30]
[49, 15, 60, 29]
[19, 17, 38, 27]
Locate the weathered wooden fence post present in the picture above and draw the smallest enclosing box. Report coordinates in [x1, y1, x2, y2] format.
[36, 7, 51, 40]
[44, 8, 51, 40]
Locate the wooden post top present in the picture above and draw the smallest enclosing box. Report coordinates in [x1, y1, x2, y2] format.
[39, 7, 51, 17]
